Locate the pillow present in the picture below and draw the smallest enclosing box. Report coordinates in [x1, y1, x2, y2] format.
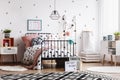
[22, 47, 37, 65]
[39, 34, 49, 40]
[22, 34, 38, 48]
[32, 45, 42, 50]
[31, 37, 43, 46]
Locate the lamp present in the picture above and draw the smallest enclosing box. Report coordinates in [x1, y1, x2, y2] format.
[50, 0, 60, 20]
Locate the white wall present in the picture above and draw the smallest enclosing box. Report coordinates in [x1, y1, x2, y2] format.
[0, 0, 99, 62]
[99, 0, 119, 62]
[99, 0, 119, 37]
[119, 0, 120, 31]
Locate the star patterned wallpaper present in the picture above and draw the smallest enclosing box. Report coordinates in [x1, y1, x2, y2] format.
[0, 0, 99, 61]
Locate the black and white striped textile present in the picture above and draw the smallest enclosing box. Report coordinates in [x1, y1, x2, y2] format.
[0, 72, 118, 80]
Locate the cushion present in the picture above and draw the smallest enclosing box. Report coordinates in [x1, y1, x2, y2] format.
[22, 34, 38, 48]
[31, 37, 43, 46]
[22, 47, 36, 65]
[32, 45, 42, 50]
[39, 35, 48, 40]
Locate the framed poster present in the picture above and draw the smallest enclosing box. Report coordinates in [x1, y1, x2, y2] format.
[27, 19, 42, 31]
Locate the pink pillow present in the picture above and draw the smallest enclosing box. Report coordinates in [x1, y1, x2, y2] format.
[22, 34, 38, 48]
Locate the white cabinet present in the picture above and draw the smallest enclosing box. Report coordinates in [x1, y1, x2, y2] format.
[101, 41, 120, 66]
[0, 47, 18, 64]
[101, 41, 109, 55]
[115, 41, 120, 55]
[0, 47, 17, 54]
[101, 41, 120, 55]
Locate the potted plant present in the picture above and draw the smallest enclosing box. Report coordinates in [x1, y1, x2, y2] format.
[114, 32, 120, 40]
[3, 29, 11, 38]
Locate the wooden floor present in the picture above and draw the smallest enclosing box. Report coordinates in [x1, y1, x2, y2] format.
[0, 62, 120, 79]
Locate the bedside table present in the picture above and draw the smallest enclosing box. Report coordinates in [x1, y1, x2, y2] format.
[0, 47, 17, 64]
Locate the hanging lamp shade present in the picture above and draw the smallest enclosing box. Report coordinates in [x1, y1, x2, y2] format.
[50, 0, 60, 20]
[50, 10, 60, 20]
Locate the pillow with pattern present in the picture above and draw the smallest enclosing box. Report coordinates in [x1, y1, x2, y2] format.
[39, 35, 49, 40]
[22, 34, 38, 48]
[31, 37, 43, 46]
[22, 47, 36, 65]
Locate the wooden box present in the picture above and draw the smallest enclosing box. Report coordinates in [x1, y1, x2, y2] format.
[3, 38, 14, 47]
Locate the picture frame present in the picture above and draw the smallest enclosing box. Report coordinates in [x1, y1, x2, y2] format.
[27, 19, 42, 31]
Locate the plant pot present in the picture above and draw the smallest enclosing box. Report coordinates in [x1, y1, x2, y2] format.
[4, 33, 10, 38]
[115, 35, 120, 40]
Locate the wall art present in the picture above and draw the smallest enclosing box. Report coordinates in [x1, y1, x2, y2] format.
[27, 19, 42, 31]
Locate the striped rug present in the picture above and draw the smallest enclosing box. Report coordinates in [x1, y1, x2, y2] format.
[0, 71, 118, 80]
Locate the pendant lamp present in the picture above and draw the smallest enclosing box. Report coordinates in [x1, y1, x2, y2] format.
[50, 0, 60, 20]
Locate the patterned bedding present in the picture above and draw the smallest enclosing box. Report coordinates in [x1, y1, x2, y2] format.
[22, 47, 42, 69]
[23, 46, 73, 69]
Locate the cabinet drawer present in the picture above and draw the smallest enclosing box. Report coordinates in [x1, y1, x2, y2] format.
[0, 47, 17, 54]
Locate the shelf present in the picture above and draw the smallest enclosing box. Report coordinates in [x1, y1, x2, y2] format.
[2, 38, 14, 47]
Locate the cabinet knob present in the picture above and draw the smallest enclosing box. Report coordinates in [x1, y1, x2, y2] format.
[7, 48, 11, 50]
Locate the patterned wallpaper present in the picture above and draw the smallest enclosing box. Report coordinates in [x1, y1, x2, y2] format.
[0, 0, 99, 61]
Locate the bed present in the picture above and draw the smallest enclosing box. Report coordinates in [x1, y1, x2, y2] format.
[22, 33, 75, 69]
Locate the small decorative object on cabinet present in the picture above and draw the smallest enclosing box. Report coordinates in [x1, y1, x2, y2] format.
[2, 38, 14, 47]
[101, 40, 120, 66]
[103, 36, 107, 41]
[108, 35, 113, 41]
[3, 29, 11, 38]
[114, 32, 120, 40]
